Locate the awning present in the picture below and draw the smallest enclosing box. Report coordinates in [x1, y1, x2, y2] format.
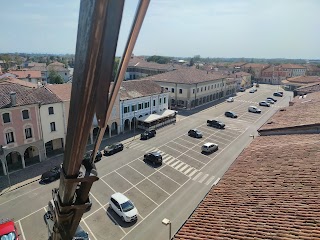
[138, 110, 176, 123]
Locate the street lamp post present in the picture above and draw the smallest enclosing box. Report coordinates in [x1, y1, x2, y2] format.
[1, 146, 11, 187]
[162, 218, 172, 240]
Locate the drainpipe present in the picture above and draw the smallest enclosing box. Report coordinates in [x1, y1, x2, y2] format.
[37, 102, 46, 160]
[194, 83, 197, 108]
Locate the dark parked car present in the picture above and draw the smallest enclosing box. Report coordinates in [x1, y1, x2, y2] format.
[144, 152, 162, 165]
[239, 87, 245, 92]
[273, 92, 283, 97]
[207, 120, 225, 129]
[188, 129, 203, 138]
[140, 129, 156, 140]
[225, 111, 238, 118]
[267, 97, 277, 102]
[41, 166, 60, 183]
[104, 143, 124, 155]
[83, 150, 102, 163]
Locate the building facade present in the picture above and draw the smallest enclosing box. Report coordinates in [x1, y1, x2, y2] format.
[140, 68, 237, 109]
[0, 84, 46, 175]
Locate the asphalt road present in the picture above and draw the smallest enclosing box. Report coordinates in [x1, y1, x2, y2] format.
[0, 84, 292, 240]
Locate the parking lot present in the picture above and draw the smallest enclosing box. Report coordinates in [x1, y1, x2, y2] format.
[2, 86, 291, 240]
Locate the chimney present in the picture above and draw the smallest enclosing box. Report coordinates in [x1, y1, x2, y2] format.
[10, 91, 17, 106]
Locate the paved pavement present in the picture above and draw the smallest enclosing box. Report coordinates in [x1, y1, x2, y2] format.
[0, 84, 292, 240]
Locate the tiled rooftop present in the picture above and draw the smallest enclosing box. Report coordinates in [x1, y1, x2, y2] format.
[0, 82, 61, 109]
[295, 82, 320, 94]
[120, 80, 165, 100]
[280, 63, 306, 69]
[0, 77, 38, 88]
[9, 70, 41, 79]
[243, 63, 270, 69]
[140, 68, 226, 84]
[128, 56, 176, 70]
[46, 83, 72, 101]
[232, 71, 251, 78]
[259, 93, 320, 131]
[175, 134, 320, 240]
[285, 76, 320, 84]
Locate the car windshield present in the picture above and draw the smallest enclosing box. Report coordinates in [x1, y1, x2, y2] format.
[121, 201, 134, 212]
[0, 232, 16, 240]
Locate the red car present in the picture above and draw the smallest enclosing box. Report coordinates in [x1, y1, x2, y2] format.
[0, 219, 19, 239]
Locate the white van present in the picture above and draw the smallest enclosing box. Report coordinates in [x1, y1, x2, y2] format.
[110, 192, 138, 222]
[248, 106, 261, 113]
[201, 142, 218, 153]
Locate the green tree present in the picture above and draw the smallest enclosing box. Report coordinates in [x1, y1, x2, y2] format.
[189, 58, 194, 66]
[146, 55, 172, 64]
[48, 70, 64, 84]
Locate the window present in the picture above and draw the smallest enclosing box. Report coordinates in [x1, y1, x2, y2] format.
[205, 87, 207, 91]
[164, 97, 166, 104]
[131, 105, 136, 111]
[65, 73, 67, 75]
[22, 110, 29, 120]
[211, 85, 213, 89]
[147, 102, 150, 107]
[192, 89, 195, 94]
[6, 132, 14, 144]
[124, 106, 129, 113]
[201, 87, 203, 92]
[159, 98, 162, 104]
[165, 88, 168, 90]
[171, 88, 175, 93]
[2, 113, 10, 123]
[138, 103, 142, 110]
[179, 89, 182, 94]
[50, 122, 56, 132]
[197, 88, 199, 93]
[144, 102, 148, 108]
[48, 107, 54, 115]
[153, 99, 156, 106]
[215, 84, 216, 88]
[25, 128, 32, 139]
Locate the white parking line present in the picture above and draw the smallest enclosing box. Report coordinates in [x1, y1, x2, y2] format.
[198, 174, 209, 183]
[174, 162, 185, 170]
[119, 179, 191, 240]
[189, 169, 198, 177]
[18, 220, 26, 240]
[183, 167, 193, 175]
[178, 164, 189, 173]
[212, 177, 221, 186]
[162, 156, 173, 163]
[164, 144, 208, 164]
[193, 172, 203, 181]
[170, 160, 181, 168]
[82, 219, 99, 240]
[205, 175, 216, 185]
[16, 207, 44, 222]
[166, 158, 176, 165]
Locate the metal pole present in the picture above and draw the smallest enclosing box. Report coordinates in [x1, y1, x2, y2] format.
[169, 222, 172, 240]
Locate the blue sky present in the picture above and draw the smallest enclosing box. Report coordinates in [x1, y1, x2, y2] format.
[0, 0, 319, 59]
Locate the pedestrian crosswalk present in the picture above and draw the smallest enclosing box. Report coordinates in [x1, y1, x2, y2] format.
[127, 142, 218, 186]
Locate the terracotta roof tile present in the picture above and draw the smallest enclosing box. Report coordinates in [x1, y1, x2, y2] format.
[0, 82, 60, 109]
[119, 80, 165, 100]
[295, 83, 320, 94]
[280, 64, 306, 69]
[9, 70, 41, 79]
[285, 76, 320, 84]
[140, 68, 227, 84]
[175, 134, 320, 240]
[243, 63, 270, 69]
[0, 77, 38, 88]
[46, 83, 72, 101]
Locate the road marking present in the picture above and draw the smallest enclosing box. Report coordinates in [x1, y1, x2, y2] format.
[198, 174, 209, 183]
[119, 179, 191, 240]
[179, 164, 189, 172]
[193, 172, 202, 181]
[100, 178, 117, 193]
[164, 144, 208, 164]
[18, 220, 26, 240]
[183, 167, 193, 175]
[174, 162, 185, 170]
[170, 160, 181, 168]
[212, 177, 221, 186]
[189, 169, 198, 177]
[205, 175, 216, 185]
[0, 185, 44, 206]
[82, 218, 99, 240]
[16, 207, 43, 222]
[166, 158, 176, 165]
[163, 156, 173, 163]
